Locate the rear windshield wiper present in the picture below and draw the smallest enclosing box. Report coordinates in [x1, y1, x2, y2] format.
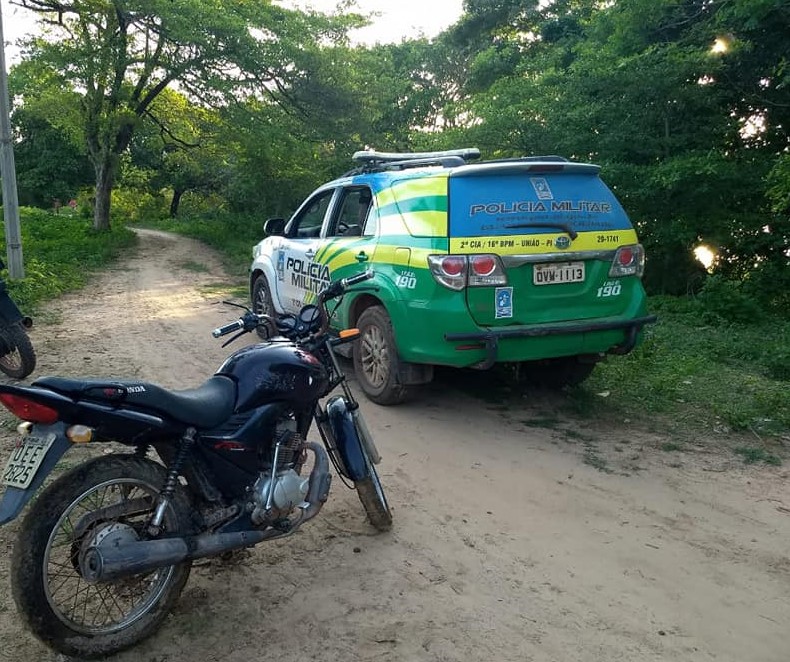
[503, 222, 578, 240]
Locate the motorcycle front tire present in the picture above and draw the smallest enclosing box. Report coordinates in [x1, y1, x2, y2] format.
[353, 414, 392, 531]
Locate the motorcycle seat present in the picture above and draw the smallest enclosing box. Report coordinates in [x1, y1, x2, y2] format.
[33, 375, 237, 430]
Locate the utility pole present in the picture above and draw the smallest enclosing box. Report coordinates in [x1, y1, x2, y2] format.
[0, 2, 24, 279]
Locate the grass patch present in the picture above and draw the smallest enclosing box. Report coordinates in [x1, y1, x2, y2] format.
[733, 447, 782, 466]
[521, 416, 561, 429]
[579, 296, 789, 438]
[660, 442, 683, 452]
[178, 260, 210, 273]
[1, 207, 136, 313]
[583, 447, 610, 472]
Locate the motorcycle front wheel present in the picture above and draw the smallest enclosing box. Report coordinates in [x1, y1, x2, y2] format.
[11, 455, 192, 659]
[0, 321, 36, 379]
[352, 413, 392, 531]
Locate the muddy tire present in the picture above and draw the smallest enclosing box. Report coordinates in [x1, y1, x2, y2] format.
[353, 306, 409, 405]
[0, 322, 36, 379]
[252, 274, 276, 339]
[11, 455, 192, 659]
[518, 356, 597, 389]
[356, 457, 392, 532]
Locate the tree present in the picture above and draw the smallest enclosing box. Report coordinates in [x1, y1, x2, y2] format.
[15, 0, 356, 230]
[8, 58, 92, 207]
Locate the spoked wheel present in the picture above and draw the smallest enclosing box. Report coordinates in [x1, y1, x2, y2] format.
[11, 456, 192, 659]
[353, 306, 409, 405]
[252, 274, 276, 340]
[0, 322, 36, 379]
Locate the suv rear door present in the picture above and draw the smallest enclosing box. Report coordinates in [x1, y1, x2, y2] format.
[448, 162, 640, 326]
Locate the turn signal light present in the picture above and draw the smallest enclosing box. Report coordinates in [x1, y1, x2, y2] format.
[339, 328, 360, 341]
[67, 425, 93, 443]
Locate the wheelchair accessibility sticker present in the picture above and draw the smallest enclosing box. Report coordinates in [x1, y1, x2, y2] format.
[495, 287, 513, 319]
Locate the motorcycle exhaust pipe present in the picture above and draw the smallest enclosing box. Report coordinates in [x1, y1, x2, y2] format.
[81, 442, 332, 583]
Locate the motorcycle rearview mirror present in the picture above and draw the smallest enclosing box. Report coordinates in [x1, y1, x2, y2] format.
[220, 300, 251, 313]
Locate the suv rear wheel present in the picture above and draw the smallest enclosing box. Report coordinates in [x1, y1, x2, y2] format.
[517, 356, 597, 389]
[353, 306, 410, 405]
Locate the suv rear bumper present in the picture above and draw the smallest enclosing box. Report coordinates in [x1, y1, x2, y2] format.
[444, 315, 657, 369]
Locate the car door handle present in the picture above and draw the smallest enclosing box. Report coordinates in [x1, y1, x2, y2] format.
[355, 251, 368, 262]
[305, 249, 316, 259]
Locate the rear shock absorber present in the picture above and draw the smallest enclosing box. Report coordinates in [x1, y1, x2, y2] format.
[148, 427, 196, 536]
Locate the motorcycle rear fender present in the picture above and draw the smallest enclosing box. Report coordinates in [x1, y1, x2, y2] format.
[0, 382, 183, 441]
[326, 396, 368, 481]
[0, 424, 71, 526]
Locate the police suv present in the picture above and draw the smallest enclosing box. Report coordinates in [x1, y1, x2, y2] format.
[250, 149, 656, 405]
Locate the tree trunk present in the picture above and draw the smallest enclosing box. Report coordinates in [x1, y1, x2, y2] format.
[169, 188, 184, 218]
[93, 160, 116, 231]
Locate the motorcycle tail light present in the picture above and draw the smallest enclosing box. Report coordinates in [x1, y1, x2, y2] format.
[0, 394, 59, 424]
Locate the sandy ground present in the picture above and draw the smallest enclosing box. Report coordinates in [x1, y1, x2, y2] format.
[0, 228, 788, 662]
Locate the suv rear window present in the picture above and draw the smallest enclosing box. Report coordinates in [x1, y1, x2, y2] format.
[448, 169, 631, 238]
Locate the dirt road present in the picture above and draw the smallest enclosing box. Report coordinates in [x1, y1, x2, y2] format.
[0, 229, 787, 661]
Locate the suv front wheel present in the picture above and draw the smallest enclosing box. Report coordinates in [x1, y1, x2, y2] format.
[252, 274, 276, 340]
[353, 306, 410, 405]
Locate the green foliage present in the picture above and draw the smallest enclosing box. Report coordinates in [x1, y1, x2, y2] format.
[17, 0, 358, 230]
[697, 275, 764, 324]
[0, 208, 136, 312]
[734, 447, 782, 466]
[584, 296, 789, 436]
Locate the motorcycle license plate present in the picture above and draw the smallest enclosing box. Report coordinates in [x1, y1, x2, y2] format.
[533, 261, 585, 285]
[2, 433, 57, 489]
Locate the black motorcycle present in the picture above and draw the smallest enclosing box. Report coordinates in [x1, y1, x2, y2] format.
[0, 269, 389, 659]
[0, 258, 35, 379]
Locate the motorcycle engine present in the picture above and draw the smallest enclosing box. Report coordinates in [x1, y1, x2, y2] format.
[250, 417, 309, 526]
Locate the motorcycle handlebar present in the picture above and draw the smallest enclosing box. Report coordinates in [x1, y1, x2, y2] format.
[212, 270, 374, 343]
[319, 269, 374, 302]
[316, 270, 374, 335]
[212, 318, 245, 338]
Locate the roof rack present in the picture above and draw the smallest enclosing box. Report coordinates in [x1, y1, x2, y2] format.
[352, 148, 481, 164]
[346, 148, 481, 175]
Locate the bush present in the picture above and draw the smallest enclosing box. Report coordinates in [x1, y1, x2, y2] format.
[697, 275, 764, 324]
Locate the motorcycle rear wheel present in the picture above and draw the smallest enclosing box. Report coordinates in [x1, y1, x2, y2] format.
[0, 321, 36, 379]
[11, 455, 192, 659]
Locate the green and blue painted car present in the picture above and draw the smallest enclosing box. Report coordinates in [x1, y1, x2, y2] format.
[250, 149, 656, 404]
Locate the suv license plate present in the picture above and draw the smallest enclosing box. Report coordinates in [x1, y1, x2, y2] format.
[533, 261, 585, 286]
[2, 433, 57, 489]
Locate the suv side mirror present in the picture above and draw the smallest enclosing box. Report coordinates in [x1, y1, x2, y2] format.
[264, 217, 286, 236]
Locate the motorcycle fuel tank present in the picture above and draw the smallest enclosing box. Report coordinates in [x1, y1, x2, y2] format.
[216, 341, 329, 412]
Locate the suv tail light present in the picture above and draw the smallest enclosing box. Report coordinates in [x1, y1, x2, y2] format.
[428, 254, 508, 290]
[609, 244, 645, 278]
